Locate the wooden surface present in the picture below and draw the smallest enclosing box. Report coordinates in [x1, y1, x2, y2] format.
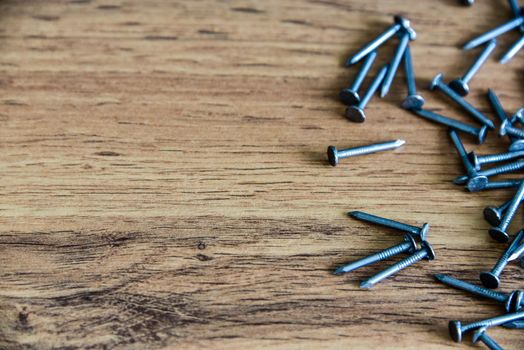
[1, 1, 523, 349]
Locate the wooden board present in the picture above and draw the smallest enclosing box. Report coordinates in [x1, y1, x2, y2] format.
[1, 0, 523, 349]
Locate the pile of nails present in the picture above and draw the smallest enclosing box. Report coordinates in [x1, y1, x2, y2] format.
[328, 2, 524, 349]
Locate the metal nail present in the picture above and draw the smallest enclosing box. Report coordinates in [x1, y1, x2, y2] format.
[349, 211, 429, 240]
[430, 73, 494, 128]
[461, 0, 475, 5]
[463, 16, 524, 50]
[327, 139, 405, 166]
[412, 109, 488, 144]
[472, 327, 504, 350]
[334, 234, 418, 275]
[468, 150, 524, 170]
[340, 51, 378, 105]
[401, 45, 424, 110]
[380, 31, 412, 98]
[434, 274, 524, 313]
[483, 199, 512, 226]
[500, 118, 524, 138]
[454, 160, 524, 191]
[489, 181, 524, 242]
[345, 64, 388, 122]
[449, 39, 497, 96]
[480, 230, 524, 288]
[449, 129, 488, 191]
[449, 311, 524, 343]
[508, 0, 522, 17]
[360, 241, 435, 289]
[346, 16, 414, 66]
[470, 179, 523, 191]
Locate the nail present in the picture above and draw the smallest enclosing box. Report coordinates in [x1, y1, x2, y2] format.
[430, 73, 495, 129]
[339, 51, 378, 105]
[483, 199, 512, 226]
[500, 118, 524, 138]
[345, 64, 388, 122]
[401, 46, 424, 110]
[480, 230, 524, 288]
[346, 16, 414, 66]
[449, 129, 488, 191]
[434, 274, 507, 302]
[360, 241, 435, 289]
[454, 160, 524, 191]
[334, 234, 417, 275]
[380, 31, 411, 98]
[434, 274, 524, 313]
[489, 181, 524, 242]
[463, 16, 524, 50]
[449, 39, 496, 96]
[472, 179, 523, 191]
[449, 311, 524, 342]
[468, 150, 524, 170]
[499, 34, 524, 64]
[412, 109, 488, 144]
[349, 211, 429, 240]
[461, 0, 475, 5]
[327, 139, 405, 166]
[472, 327, 504, 350]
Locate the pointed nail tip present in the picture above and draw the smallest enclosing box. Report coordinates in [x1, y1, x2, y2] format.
[395, 139, 406, 146]
[333, 267, 346, 275]
[433, 274, 445, 281]
[359, 282, 372, 289]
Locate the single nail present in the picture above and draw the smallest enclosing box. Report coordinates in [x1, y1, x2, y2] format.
[340, 51, 378, 105]
[334, 234, 417, 275]
[327, 139, 405, 166]
[434, 274, 524, 313]
[434, 274, 508, 302]
[473, 180, 523, 191]
[483, 199, 512, 226]
[430, 73, 494, 128]
[455, 160, 524, 191]
[401, 45, 424, 110]
[345, 64, 389, 122]
[360, 241, 435, 289]
[468, 150, 524, 171]
[449, 311, 524, 342]
[412, 109, 488, 144]
[480, 230, 524, 288]
[346, 16, 415, 66]
[499, 34, 524, 64]
[349, 211, 429, 240]
[500, 118, 524, 138]
[449, 129, 488, 191]
[380, 31, 411, 98]
[449, 39, 497, 96]
[489, 181, 524, 242]
[463, 16, 524, 50]
[472, 327, 504, 350]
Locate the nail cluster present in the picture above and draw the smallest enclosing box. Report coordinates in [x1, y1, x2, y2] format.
[329, 2, 524, 348]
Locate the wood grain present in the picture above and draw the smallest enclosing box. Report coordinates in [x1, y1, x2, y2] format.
[1, 0, 523, 349]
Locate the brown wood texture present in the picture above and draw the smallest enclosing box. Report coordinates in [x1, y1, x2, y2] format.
[1, 1, 524, 349]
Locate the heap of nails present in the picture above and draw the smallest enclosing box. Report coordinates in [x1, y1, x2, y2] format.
[328, 2, 524, 349]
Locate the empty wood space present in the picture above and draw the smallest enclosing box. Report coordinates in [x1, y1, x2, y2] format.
[1, 1, 523, 349]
